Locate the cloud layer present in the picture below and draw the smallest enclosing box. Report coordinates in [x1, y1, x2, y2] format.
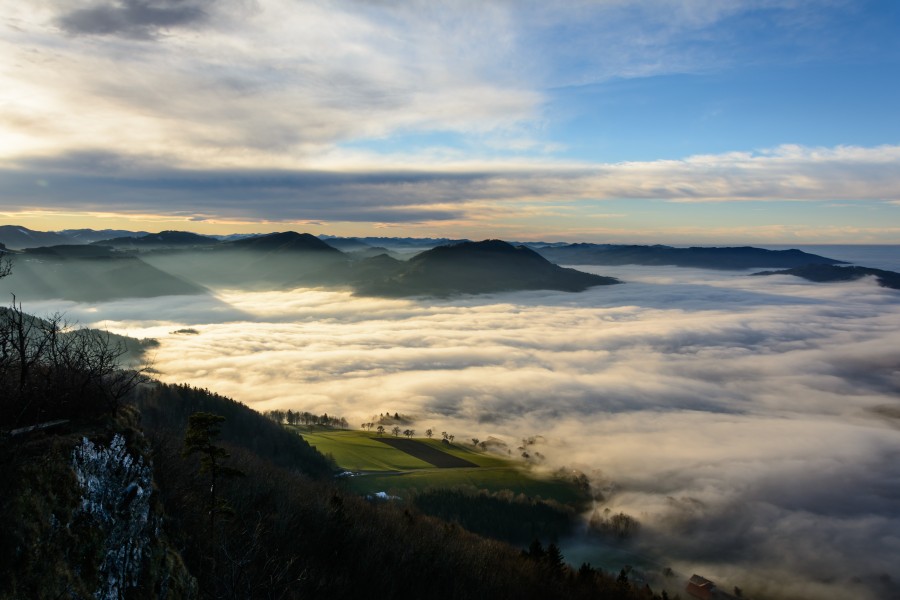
[3, 145, 899, 242]
[35, 259, 899, 599]
[3, 2, 900, 240]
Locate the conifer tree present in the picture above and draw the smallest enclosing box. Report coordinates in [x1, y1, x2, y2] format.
[183, 412, 244, 582]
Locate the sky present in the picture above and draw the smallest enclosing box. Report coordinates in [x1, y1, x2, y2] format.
[1, 0, 900, 242]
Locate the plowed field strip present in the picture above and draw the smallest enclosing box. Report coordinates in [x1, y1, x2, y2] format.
[375, 438, 479, 468]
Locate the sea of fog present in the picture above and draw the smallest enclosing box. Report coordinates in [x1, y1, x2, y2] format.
[22, 247, 900, 600]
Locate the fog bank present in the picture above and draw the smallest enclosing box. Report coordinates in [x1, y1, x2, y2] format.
[32, 263, 900, 599]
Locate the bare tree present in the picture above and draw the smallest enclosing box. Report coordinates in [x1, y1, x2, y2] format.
[0, 251, 10, 280]
[1, 296, 147, 429]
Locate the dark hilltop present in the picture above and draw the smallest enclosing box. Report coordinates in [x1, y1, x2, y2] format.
[355, 239, 620, 296]
[752, 264, 900, 290]
[535, 243, 846, 269]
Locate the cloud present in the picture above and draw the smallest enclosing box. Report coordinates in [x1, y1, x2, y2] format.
[1, 145, 898, 233]
[1, 1, 879, 170]
[37, 261, 899, 598]
[1, 0, 540, 167]
[57, 0, 212, 39]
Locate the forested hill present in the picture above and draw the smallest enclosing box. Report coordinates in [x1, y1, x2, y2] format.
[135, 384, 661, 599]
[3, 382, 662, 599]
[752, 264, 900, 289]
[356, 239, 620, 296]
[131, 382, 334, 478]
[535, 243, 845, 269]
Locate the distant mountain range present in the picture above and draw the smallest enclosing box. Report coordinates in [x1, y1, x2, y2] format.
[534, 243, 846, 269]
[137, 234, 617, 296]
[0, 231, 619, 301]
[0, 226, 154, 249]
[6, 225, 895, 302]
[61, 228, 150, 244]
[0, 225, 73, 249]
[1, 225, 849, 270]
[90, 230, 220, 248]
[320, 235, 467, 251]
[752, 264, 900, 290]
[322, 237, 382, 252]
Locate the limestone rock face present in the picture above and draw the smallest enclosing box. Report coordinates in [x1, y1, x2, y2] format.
[71, 434, 154, 599]
[0, 416, 196, 600]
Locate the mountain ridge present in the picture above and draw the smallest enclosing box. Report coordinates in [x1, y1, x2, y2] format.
[752, 264, 900, 290]
[92, 230, 221, 248]
[535, 243, 846, 269]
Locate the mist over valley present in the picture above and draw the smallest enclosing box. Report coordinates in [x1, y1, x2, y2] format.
[7, 235, 899, 599]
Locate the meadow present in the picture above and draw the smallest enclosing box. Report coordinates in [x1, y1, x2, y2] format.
[294, 427, 588, 504]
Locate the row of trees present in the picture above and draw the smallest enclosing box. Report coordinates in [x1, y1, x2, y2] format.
[263, 408, 349, 429]
[367, 424, 461, 442]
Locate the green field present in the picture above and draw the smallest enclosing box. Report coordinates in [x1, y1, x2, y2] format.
[294, 427, 586, 504]
[297, 429, 433, 471]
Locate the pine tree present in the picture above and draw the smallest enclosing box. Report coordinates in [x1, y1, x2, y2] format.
[183, 412, 244, 581]
[545, 542, 565, 579]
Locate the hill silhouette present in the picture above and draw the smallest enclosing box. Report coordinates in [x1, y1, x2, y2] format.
[136, 231, 350, 288]
[92, 230, 220, 248]
[224, 231, 342, 254]
[0, 225, 72, 250]
[61, 228, 150, 244]
[752, 264, 900, 289]
[536, 243, 845, 269]
[357, 240, 620, 296]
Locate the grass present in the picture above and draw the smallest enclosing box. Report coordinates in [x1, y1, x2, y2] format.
[292, 427, 587, 505]
[295, 428, 433, 471]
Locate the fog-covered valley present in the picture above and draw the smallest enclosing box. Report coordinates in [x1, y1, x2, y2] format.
[14, 247, 900, 600]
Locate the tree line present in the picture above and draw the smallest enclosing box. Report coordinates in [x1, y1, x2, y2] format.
[263, 408, 349, 429]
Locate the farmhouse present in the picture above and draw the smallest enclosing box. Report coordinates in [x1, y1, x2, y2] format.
[685, 574, 739, 600]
